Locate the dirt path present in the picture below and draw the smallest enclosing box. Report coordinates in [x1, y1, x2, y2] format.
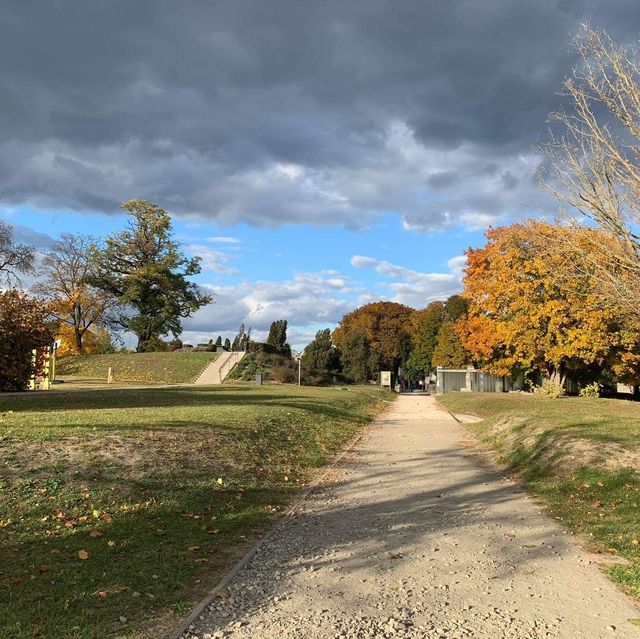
[181, 395, 640, 639]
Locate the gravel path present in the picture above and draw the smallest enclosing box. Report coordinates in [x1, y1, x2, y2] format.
[181, 395, 640, 639]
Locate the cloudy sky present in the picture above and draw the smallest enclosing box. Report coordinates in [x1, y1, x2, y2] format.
[2, 1, 639, 348]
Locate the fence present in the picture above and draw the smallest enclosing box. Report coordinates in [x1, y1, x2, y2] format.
[436, 367, 522, 394]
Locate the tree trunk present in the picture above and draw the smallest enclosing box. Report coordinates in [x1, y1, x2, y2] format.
[548, 365, 566, 390]
[75, 330, 84, 354]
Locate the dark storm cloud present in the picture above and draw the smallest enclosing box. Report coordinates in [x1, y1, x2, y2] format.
[1, 1, 639, 230]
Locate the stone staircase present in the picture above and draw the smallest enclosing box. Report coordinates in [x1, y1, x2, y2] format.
[193, 351, 246, 385]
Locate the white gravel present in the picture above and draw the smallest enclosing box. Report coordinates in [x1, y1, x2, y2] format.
[180, 395, 640, 639]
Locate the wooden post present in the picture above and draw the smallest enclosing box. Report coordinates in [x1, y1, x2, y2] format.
[107, 367, 113, 384]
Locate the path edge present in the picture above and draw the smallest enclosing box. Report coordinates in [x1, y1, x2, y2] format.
[165, 399, 394, 639]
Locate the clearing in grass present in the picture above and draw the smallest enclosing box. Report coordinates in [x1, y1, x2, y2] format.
[0, 384, 392, 639]
[438, 392, 640, 598]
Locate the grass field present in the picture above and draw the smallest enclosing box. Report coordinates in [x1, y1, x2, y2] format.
[56, 352, 219, 385]
[438, 392, 640, 598]
[0, 384, 392, 639]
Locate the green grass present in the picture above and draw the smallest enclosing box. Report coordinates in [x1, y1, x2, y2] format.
[0, 384, 392, 639]
[56, 352, 219, 385]
[438, 392, 640, 597]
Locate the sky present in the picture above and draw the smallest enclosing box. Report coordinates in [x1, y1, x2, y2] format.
[2, 1, 639, 349]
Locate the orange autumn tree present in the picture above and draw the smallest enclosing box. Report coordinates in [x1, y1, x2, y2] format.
[458, 221, 640, 388]
[333, 301, 413, 373]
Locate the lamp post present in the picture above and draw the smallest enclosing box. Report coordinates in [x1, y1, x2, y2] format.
[292, 350, 302, 386]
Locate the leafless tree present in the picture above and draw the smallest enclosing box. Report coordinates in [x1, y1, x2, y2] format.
[34, 234, 119, 353]
[542, 24, 640, 320]
[0, 221, 35, 287]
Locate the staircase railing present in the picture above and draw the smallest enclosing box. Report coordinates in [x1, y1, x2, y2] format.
[218, 352, 242, 382]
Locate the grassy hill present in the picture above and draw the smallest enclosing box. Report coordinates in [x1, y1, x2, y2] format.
[438, 392, 640, 598]
[57, 352, 219, 384]
[0, 384, 392, 639]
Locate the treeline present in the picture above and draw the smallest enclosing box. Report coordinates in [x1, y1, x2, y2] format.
[300, 297, 471, 385]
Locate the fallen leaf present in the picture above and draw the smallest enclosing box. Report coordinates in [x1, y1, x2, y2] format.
[98, 590, 108, 598]
[39, 564, 48, 573]
[107, 540, 115, 547]
[187, 546, 201, 552]
[386, 551, 403, 560]
[89, 530, 103, 538]
[78, 550, 90, 560]
[214, 587, 231, 599]
[629, 619, 640, 627]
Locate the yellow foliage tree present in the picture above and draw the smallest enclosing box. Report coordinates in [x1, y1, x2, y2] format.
[458, 222, 640, 387]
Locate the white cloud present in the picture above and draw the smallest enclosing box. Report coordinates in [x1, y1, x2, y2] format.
[182, 270, 359, 349]
[207, 236, 241, 244]
[186, 244, 238, 275]
[351, 253, 465, 307]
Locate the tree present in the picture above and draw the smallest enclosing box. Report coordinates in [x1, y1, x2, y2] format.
[333, 302, 413, 372]
[543, 24, 640, 321]
[267, 319, 288, 347]
[406, 301, 445, 375]
[339, 328, 374, 383]
[232, 323, 245, 351]
[35, 234, 118, 354]
[0, 291, 52, 391]
[215, 335, 222, 347]
[224, 337, 231, 350]
[87, 200, 212, 351]
[458, 222, 640, 387]
[301, 329, 341, 384]
[0, 221, 35, 287]
[432, 320, 471, 368]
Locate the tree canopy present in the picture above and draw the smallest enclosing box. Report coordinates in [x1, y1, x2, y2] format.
[87, 200, 211, 352]
[458, 221, 640, 387]
[333, 301, 413, 372]
[301, 329, 340, 384]
[35, 234, 118, 354]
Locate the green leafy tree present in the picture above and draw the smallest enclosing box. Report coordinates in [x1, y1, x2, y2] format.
[87, 200, 211, 351]
[224, 337, 231, 350]
[267, 319, 288, 347]
[406, 301, 445, 375]
[444, 294, 468, 321]
[301, 329, 341, 384]
[333, 302, 413, 372]
[340, 328, 374, 383]
[432, 319, 471, 368]
[215, 335, 222, 347]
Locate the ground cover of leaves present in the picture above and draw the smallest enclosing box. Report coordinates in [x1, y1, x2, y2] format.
[438, 392, 640, 598]
[0, 384, 391, 639]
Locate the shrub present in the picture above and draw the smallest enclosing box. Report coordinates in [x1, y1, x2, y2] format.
[579, 382, 601, 398]
[0, 291, 52, 391]
[534, 379, 566, 398]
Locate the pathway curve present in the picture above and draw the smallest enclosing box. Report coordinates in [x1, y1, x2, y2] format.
[181, 395, 640, 639]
